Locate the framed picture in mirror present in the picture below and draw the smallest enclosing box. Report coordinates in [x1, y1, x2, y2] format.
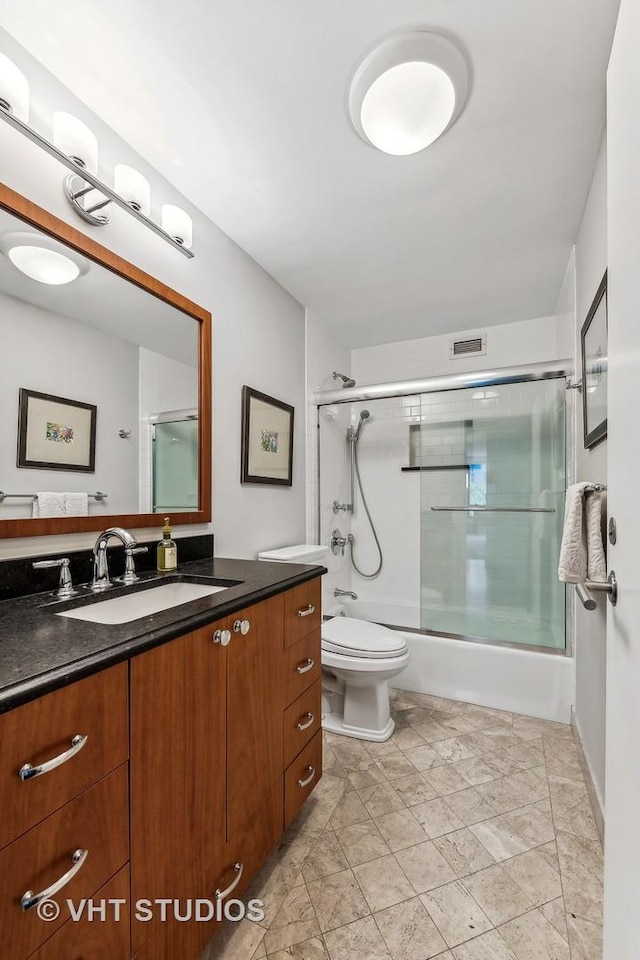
[581, 271, 608, 449]
[17, 388, 97, 472]
[241, 386, 294, 485]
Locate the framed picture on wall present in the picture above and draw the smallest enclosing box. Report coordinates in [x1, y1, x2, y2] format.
[241, 386, 294, 485]
[17, 388, 97, 471]
[581, 271, 608, 449]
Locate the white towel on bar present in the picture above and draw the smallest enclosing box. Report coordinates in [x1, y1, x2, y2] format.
[34, 492, 66, 518]
[585, 488, 607, 581]
[558, 483, 607, 583]
[64, 492, 89, 516]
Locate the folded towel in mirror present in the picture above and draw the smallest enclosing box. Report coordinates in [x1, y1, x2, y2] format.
[34, 492, 66, 518]
[64, 492, 89, 516]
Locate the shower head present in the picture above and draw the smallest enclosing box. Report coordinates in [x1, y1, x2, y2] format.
[350, 409, 371, 442]
[332, 371, 356, 388]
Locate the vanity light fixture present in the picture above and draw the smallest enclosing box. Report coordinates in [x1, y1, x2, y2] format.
[114, 165, 151, 217]
[53, 112, 98, 173]
[0, 64, 195, 258]
[0, 53, 29, 122]
[53, 112, 113, 226]
[348, 32, 470, 156]
[161, 204, 193, 249]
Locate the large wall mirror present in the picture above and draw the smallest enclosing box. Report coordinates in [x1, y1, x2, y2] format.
[0, 184, 211, 538]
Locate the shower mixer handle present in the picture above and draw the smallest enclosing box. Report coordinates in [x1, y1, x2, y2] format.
[332, 500, 352, 514]
[330, 528, 348, 556]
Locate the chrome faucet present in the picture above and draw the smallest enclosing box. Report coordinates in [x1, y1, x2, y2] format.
[91, 527, 138, 592]
[334, 588, 358, 600]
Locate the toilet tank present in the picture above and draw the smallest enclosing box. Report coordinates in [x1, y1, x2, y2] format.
[257, 544, 329, 564]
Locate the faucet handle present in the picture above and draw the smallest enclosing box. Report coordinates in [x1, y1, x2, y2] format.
[33, 558, 77, 599]
[117, 545, 149, 585]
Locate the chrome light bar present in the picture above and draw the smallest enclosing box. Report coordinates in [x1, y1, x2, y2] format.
[0, 105, 194, 259]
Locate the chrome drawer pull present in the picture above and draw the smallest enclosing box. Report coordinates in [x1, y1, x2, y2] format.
[297, 712, 315, 732]
[19, 734, 88, 781]
[215, 862, 243, 901]
[297, 604, 316, 618]
[21, 848, 88, 910]
[232, 619, 250, 635]
[213, 629, 231, 646]
[298, 765, 316, 788]
[296, 658, 315, 675]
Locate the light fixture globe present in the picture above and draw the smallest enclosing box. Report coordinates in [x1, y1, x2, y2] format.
[348, 32, 469, 156]
[0, 231, 89, 285]
[7, 246, 80, 285]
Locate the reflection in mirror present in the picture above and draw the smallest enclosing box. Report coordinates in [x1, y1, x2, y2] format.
[0, 205, 199, 521]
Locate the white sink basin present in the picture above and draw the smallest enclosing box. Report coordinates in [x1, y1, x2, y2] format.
[57, 582, 228, 625]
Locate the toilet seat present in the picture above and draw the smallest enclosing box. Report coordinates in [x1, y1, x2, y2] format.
[322, 616, 407, 660]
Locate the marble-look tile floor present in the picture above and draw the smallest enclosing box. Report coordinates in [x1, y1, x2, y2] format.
[203, 690, 603, 960]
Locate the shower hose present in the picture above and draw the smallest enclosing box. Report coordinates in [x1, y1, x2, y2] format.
[350, 439, 383, 579]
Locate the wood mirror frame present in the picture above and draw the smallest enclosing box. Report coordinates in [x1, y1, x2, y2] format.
[0, 182, 212, 539]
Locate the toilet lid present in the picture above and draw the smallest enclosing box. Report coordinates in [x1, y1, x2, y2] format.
[322, 616, 407, 659]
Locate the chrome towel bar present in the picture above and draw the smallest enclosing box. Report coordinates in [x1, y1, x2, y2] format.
[430, 506, 556, 513]
[0, 490, 108, 503]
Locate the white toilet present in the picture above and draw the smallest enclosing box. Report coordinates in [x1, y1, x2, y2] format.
[321, 615, 410, 742]
[257, 544, 410, 743]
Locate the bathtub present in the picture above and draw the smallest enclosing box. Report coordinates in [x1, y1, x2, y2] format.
[326, 598, 573, 724]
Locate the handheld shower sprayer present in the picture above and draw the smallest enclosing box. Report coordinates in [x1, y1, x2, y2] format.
[348, 409, 370, 442]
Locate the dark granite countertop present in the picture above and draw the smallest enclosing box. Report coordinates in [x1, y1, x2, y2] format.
[0, 557, 326, 714]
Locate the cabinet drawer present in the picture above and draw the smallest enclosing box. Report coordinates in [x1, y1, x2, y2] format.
[283, 578, 322, 648]
[284, 731, 323, 829]
[284, 679, 322, 767]
[0, 663, 128, 850]
[283, 629, 322, 707]
[29, 865, 130, 960]
[0, 763, 129, 960]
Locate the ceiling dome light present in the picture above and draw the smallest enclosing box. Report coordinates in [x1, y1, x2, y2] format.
[349, 32, 470, 156]
[7, 246, 81, 285]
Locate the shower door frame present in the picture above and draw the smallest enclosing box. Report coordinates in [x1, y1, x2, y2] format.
[315, 359, 573, 657]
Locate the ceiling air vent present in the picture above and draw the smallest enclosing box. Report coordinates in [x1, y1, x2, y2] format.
[449, 334, 486, 359]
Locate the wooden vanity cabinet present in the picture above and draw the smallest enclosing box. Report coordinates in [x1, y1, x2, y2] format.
[0, 573, 323, 960]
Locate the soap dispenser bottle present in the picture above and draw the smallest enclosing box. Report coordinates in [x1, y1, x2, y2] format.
[157, 517, 178, 572]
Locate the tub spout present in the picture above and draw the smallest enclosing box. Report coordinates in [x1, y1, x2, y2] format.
[334, 588, 358, 600]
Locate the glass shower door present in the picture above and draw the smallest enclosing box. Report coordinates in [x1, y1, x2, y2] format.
[419, 378, 566, 649]
[153, 418, 199, 512]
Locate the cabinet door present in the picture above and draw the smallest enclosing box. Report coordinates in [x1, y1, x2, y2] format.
[227, 594, 284, 854]
[130, 623, 226, 956]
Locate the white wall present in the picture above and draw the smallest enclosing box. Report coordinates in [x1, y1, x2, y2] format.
[0, 292, 139, 517]
[0, 30, 307, 559]
[572, 133, 608, 812]
[305, 310, 351, 604]
[352, 312, 573, 385]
